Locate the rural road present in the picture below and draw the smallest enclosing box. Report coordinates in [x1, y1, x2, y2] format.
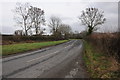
[2, 40, 88, 78]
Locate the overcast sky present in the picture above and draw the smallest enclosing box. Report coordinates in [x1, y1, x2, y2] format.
[0, 0, 119, 34]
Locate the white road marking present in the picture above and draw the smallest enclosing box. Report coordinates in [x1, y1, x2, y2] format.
[26, 51, 59, 63]
[64, 45, 72, 48]
[26, 41, 76, 63]
[65, 40, 77, 48]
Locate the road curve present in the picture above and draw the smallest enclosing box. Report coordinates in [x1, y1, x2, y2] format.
[2, 40, 88, 78]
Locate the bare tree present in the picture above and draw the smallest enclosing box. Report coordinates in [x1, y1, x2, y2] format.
[58, 24, 72, 39]
[48, 16, 62, 36]
[28, 6, 45, 35]
[79, 8, 106, 35]
[13, 2, 32, 36]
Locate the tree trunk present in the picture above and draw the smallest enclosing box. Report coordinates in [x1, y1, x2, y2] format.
[35, 26, 38, 35]
[24, 19, 28, 36]
[87, 26, 93, 35]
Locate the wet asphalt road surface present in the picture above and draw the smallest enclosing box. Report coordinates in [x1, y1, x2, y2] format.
[2, 40, 89, 78]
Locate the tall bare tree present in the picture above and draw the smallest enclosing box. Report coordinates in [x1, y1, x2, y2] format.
[13, 2, 32, 36]
[28, 6, 45, 35]
[58, 24, 72, 39]
[48, 16, 62, 36]
[79, 8, 106, 35]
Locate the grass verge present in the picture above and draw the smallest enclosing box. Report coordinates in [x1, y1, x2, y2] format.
[2, 40, 68, 56]
[83, 40, 120, 78]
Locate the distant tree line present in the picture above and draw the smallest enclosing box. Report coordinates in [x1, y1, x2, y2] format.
[13, 2, 75, 40]
[13, 3, 107, 40]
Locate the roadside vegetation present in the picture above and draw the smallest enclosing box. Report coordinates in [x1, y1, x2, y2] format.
[86, 33, 120, 62]
[79, 7, 120, 78]
[83, 37, 120, 78]
[2, 40, 68, 56]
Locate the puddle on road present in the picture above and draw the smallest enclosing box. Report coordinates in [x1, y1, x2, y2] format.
[65, 62, 79, 78]
[65, 68, 79, 78]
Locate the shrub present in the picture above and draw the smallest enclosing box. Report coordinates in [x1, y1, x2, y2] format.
[85, 33, 120, 63]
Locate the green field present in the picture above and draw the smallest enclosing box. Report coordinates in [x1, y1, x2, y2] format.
[2, 40, 68, 56]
